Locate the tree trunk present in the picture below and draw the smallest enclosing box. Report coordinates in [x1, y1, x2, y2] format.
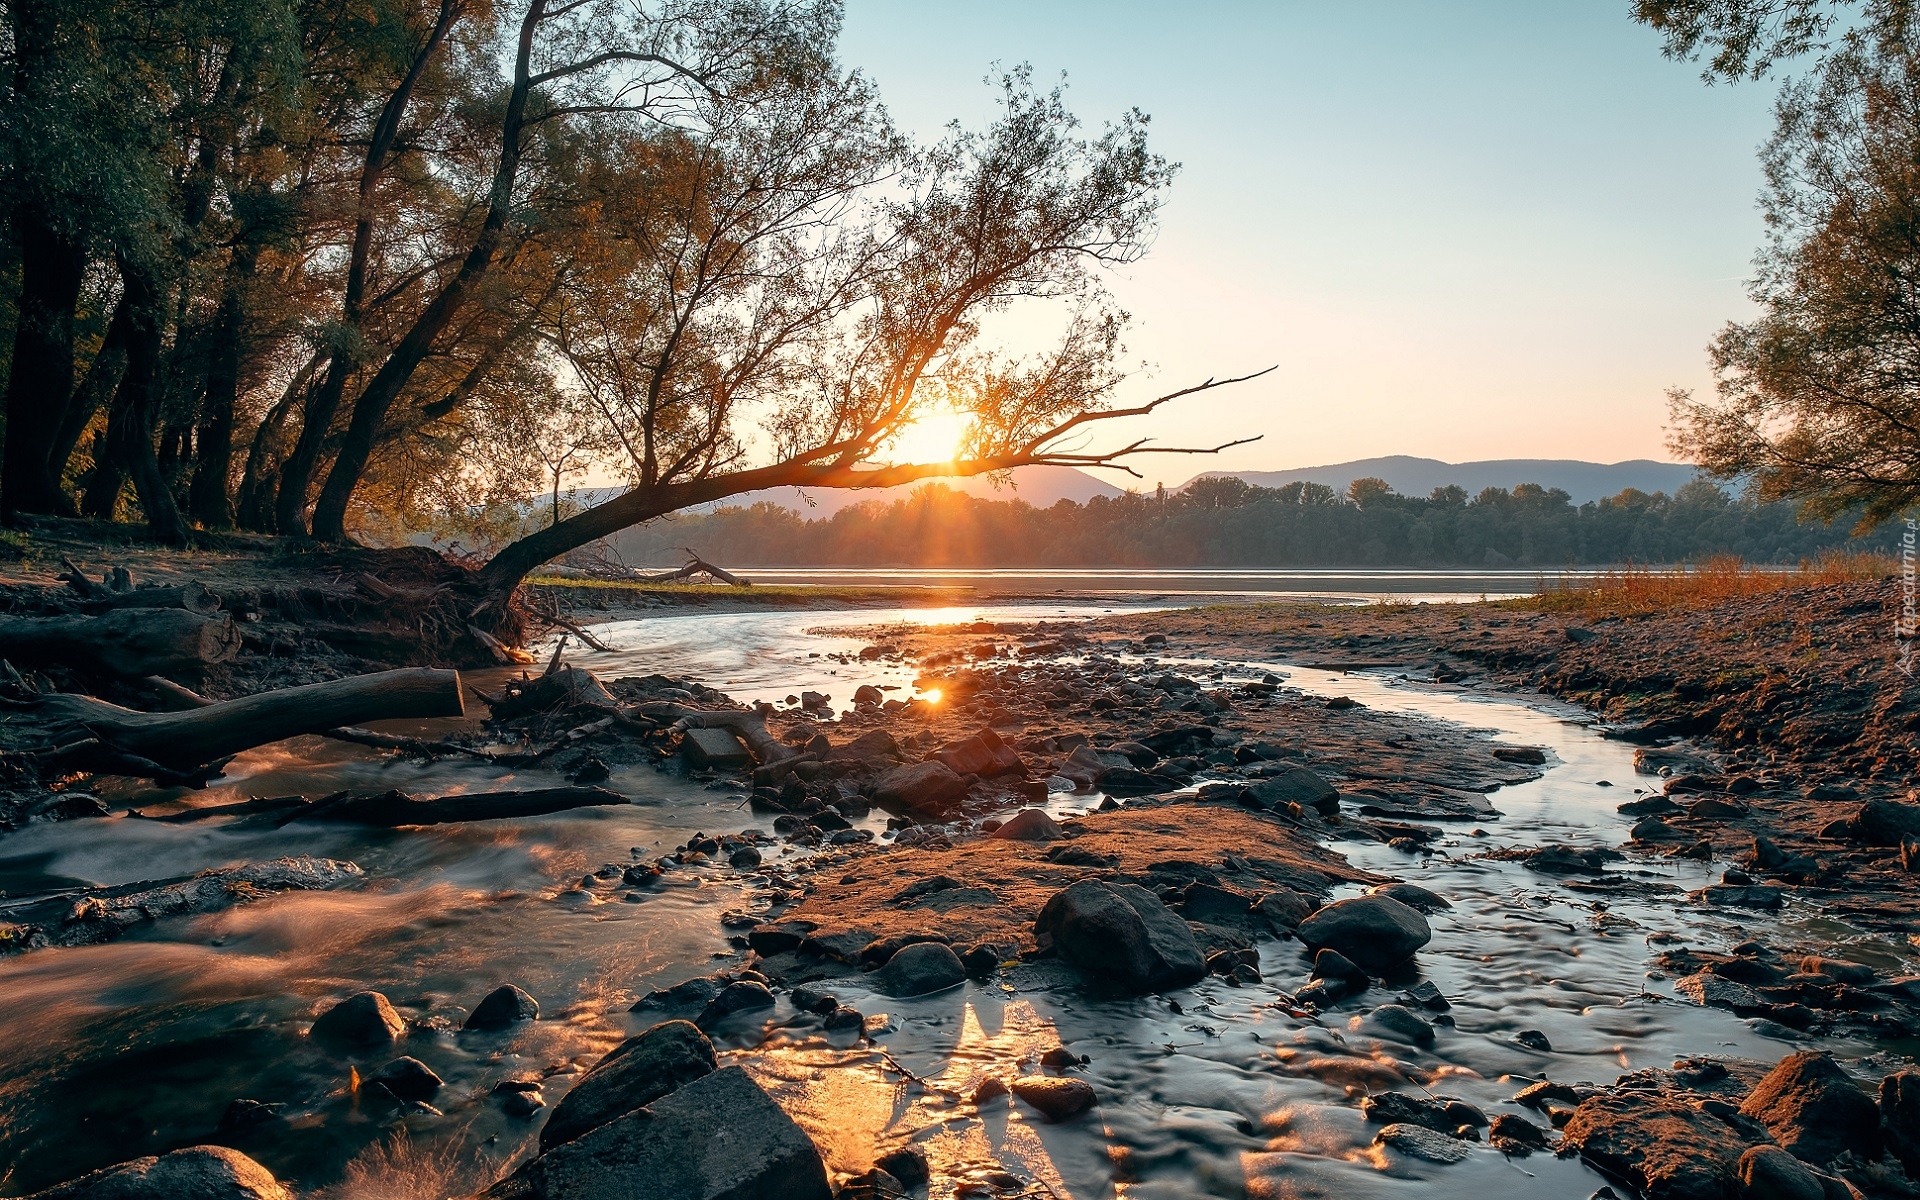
[48, 292, 131, 490]
[19, 666, 465, 776]
[234, 350, 319, 532]
[90, 259, 186, 542]
[189, 243, 257, 529]
[0, 608, 240, 677]
[1, 209, 87, 519]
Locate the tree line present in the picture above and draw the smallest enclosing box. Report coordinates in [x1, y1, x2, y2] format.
[595, 474, 1896, 568]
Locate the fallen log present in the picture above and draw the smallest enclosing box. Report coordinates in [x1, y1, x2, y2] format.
[628, 701, 785, 763]
[79, 581, 222, 615]
[14, 667, 466, 778]
[491, 666, 618, 718]
[279, 785, 627, 826]
[0, 608, 241, 677]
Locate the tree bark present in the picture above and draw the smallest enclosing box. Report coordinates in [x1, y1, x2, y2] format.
[1, 209, 87, 519]
[48, 292, 131, 491]
[189, 242, 258, 528]
[0, 608, 240, 677]
[85, 260, 186, 540]
[19, 666, 466, 776]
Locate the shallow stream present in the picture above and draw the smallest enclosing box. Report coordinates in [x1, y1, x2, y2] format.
[0, 605, 1910, 1198]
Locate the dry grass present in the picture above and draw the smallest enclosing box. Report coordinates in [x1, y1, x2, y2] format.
[1524, 552, 1894, 618]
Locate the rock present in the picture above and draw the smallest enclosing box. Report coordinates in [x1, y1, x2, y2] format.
[1369, 882, 1450, 913]
[21, 1146, 292, 1200]
[1361, 1091, 1459, 1132]
[873, 1147, 929, 1189]
[1010, 1076, 1096, 1121]
[1247, 766, 1340, 815]
[1619, 795, 1686, 816]
[989, 808, 1063, 841]
[1737, 1145, 1827, 1200]
[371, 1056, 443, 1102]
[790, 985, 840, 1015]
[538, 1020, 718, 1150]
[1514, 1029, 1552, 1052]
[1850, 797, 1920, 844]
[465, 984, 540, 1031]
[495, 1067, 831, 1200]
[501, 1088, 546, 1118]
[632, 976, 724, 1013]
[873, 762, 971, 817]
[827, 730, 903, 762]
[1631, 816, 1679, 840]
[1255, 888, 1312, 931]
[1295, 895, 1431, 973]
[852, 684, 884, 706]
[834, 1168, 907, 1200]
[695, 980, 776, 1028]
[1493, 746, 1548, 765]
[217, 1100, 284, 1133]
[1034, 879, 1206, 993]
[1797, 957, 1874, 985]
[1180, 881, 1254, 926]
[935, 729, 1023, 777]
[1884, 1071, 1920, 1175]
[823, 1006, 865, 1035]
[1488, 1113, 1550, 1152]
[309, 990, 405, 1045]
[1372, 1123, 1470, 1163]
[1694, 884, 1784, 910]
[1561, 1091, 1750, 1200]
[748, 921, 814, 955]
[871, 942, 966, 997]
[1311, 948, 1369, 991]
[1091, 765, 1162, 794]
[1673, 970, 1764, 1012]
[1685, 796, 1748, 819]
[729, 844, 762, 869]
[1739, 1052, 1882, 1166]
[1364, 1003, 1436, 1047]
[682, 726, 751, 768]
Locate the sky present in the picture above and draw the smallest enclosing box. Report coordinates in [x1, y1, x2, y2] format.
[838, 0, 1782, 480]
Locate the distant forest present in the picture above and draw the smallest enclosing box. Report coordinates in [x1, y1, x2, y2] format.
[593, 475, 1897, 569]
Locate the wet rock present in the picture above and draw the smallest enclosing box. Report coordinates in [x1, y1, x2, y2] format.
[1884, 1071, 1920, 1175]
[989, 808, 1063, 842]
[631, 975, 724, 1013]
[501, 1088, 546, 1119]
[1674, 970, 1764, 1012]
[1737, 1145, 1827, 1200]
[1035, 879, 1206, 993]
[1361, 1091, 1469, 1132]
[1561, 1091, 1751, 1200]
[1850, 797, 1920, 845]
[790, 985, 839, 1014]
[371, 1056, 443, 1102]
[682, 726, 751, 768]
[1739, 1051, 1882, 1166]
[1797, 957, 1874, 985]
[852, 684, 884, 706]
[310, 990, 405, 1045]
[1092, 765, 1162, 794]
[1179, 881, 1254, 926]
[873, 762, 970, 817]
[1255, 888, 1313, 932]
[873, 1147, 929, 1189]
[1247, 766, 1341, 815]
[217, 1100, 284, 1133]
[695, 980, 776, 1027]
[748, 921, 814, 955]
[1514, 1029, 1553, 1052]
[1296, 895, 1431, 973]
[827, 729, 903, 762]
[1369, 882, 1450, 913]
[961, 941, 1014, 973]
[1619, 795, 1686, 816]
[1011, 1076, 1096, 1121]
[496, 1067, 831, 1200]
[1693, 884, 1784, 910]
[871, 942, 966, 997]
[1311, 948, 1369, 992]
[1372, 1123, 1470, 1163]
[465, 984, 540, 1031]
[20, 1146, 292, 1200]
[1517, 844, 1622, 874]
[1407, 980, 1451, 1011]
[538, 1019, 718, 1150]
[1631, 816, 1679, 841]
[1488, 1113, 1550, 1153]
[1363, 1003, 1436, 1047]
[1493, 745, 1547, 764]
[728, 844, 763, 869]
[834, 1168, 907, 1200]
[935, 729, 1023, 777]
[823, 1006, 865, 1035]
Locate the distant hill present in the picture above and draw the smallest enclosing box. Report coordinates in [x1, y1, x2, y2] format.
[1182, 456, 1702, 505]
[564, 464, 1127, 518]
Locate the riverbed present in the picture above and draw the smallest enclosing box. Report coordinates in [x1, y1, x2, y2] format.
[0, 602, 1906, 1198]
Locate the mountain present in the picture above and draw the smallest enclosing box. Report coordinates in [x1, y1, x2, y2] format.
[560, 464, 1128, 518]
[1181, 456, 1702, 506]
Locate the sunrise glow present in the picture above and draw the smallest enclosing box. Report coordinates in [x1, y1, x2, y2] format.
[883, 408, 971, 465]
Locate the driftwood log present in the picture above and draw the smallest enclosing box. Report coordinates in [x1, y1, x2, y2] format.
[280, 785, 627, 826]
[0, 608, 241, 677]
[17, 667, 466, 779]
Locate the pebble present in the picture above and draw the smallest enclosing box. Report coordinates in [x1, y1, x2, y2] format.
[1011, 1076, 1097, 1121]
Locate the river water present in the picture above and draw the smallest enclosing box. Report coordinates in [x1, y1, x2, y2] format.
[0, 604, 1907, 1198]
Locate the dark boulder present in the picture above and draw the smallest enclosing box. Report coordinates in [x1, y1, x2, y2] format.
[1295, 895, 1431, 973]
[873, 762, 970, 817]
[1254, 888, 1313, 932]
[1248, 766, 1340, 815]
[538, 1020, 717, 1150]
[1851, 798, 1920, 845]
[871, 943, 966, 997]
[1562, 1091, 1751, 1200]
[1884, 1071, 1920, 1175]
[494, 1067, 831, 1200]
[1034, 879, 1206, 993]
[1311, 948, 1369, 991]
[21, 1147, 291, 1200]
[1178, 882, 1254, 926]
[465, 984, 539, 1031]
[1368, 882, 1450, 913]
[1739, 1052, 1882, 1166]
[1736, 1146, 1827, 1200]
[309, 991, 405, 1045]
[989, 809, 1063, 842]
[695, 981, 776, 1028]
[934, 729, 1023, 777]
[873, 1147, 929, 1189]
[371, 1056, 443, 1102]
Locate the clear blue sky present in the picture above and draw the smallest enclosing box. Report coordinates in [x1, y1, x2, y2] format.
[840, 0, 1779, 479]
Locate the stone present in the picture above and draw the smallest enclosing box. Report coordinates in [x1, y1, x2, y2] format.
[1364, 1003, 1435, 1047]
[632, 976, 724, 1013]
[748, 921, 814, 955]
[1369, 882, 1450, 913]
[21, 1146, 292, 1200]
[1673, 971, 1763, 1012]
[1561, 1091, 1750, 1200]
[494, 1067, 831, 1200]
[827, 730, 903, 762]
[1092, 766, 1162, 794]
[935, 729, 1023, 777]
[1247, 766, 1341, 815]
[695, 981, 776, 1028]
[852, 684, 884, 706]
[871, 942, 966, 997]
[309, 990, 405, 1045]
[1179, 881, 1254, 926]
[217, 1100, 284, 1133]
[1631, 816, 1679, 840]
[1372, 1123, 1470, 1163]
[834, 1168, 907, 1200]
[822, 1006, 865, 1035]
[538, 1020, 718, 1150]
[1797, 957, 1874, 985]
[1295, 895, 1431, 973]
[1739, 1052, 1882, 1166]
[1255, 888, 1313, 931]
[1034, 880, 1206, 993]
[1852, 798, 1920, 845]
[1514, 1029, 1553, 1052]
[682, 726, 751, 769]
[1883, 1071, 1920, 1175]
[989, 808, 1063, 842]
[368, 1056, 442, 1102]
[1737, 1145, 1827, 1200]
[728, 845, 762, 869]
[465, 984, 540, 1031]
[1311, 948, 1369, 991]
[1488, 1113, 1550, 1152]
[1010, 1076, 1096, 1121]
[1694, 884, 1784, 910]
[501, 1088, 546, 1119]
[790, 985, 839, 1015]
[1361, 1091, 1457, 1132]
[873, 1147, 929, 1189]
[1493, 745, 1548, 765]
[873, 762, 971, 817]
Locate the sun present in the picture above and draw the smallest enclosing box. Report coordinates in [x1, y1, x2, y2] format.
[884, 408, 971, 465]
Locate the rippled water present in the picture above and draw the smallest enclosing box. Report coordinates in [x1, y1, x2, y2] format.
[0, 606, 1907, 1198]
